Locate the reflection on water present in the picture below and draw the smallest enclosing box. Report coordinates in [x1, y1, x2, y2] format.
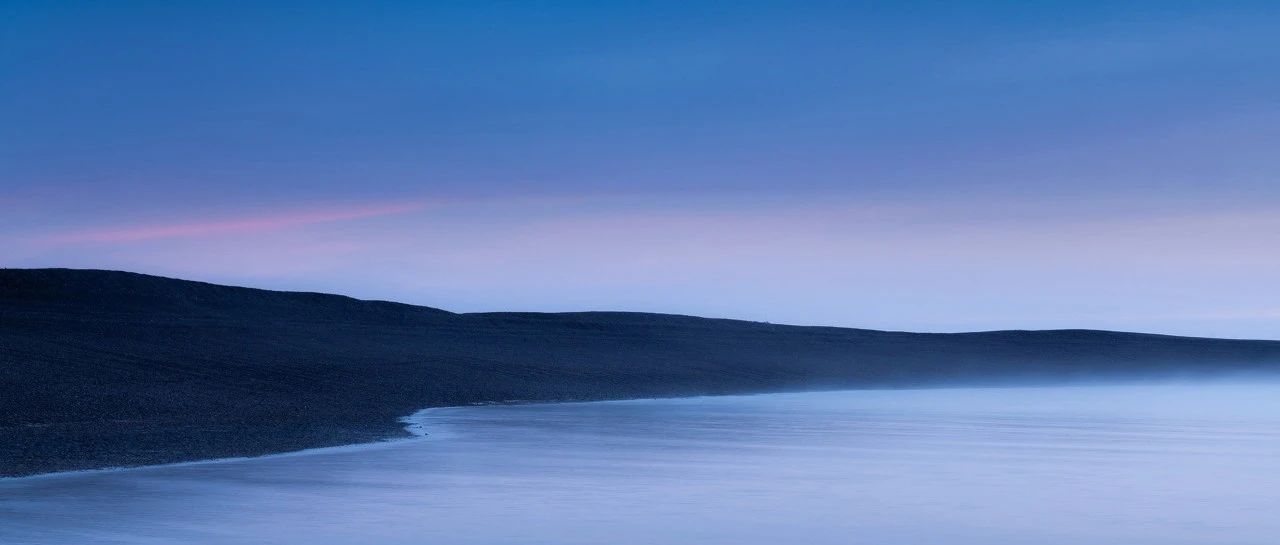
[3, 383, 1280, 544]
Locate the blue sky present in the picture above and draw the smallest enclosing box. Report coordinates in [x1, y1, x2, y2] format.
[3, 1, 1279, 338]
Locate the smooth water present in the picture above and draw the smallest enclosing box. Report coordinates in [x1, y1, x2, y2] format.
[3, 384, 1280, 545]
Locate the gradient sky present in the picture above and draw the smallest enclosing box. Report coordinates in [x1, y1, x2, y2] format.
[3, 1, 1279, 338]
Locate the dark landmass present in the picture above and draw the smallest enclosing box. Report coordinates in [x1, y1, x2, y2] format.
[3, 268, 1279, 477]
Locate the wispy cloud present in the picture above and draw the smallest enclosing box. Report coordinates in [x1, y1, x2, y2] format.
[39, 201, 428, 244]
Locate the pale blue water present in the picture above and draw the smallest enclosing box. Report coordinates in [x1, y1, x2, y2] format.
[3, 384, 1280, 545]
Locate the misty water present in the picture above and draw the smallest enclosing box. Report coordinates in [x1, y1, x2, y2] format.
[3, 384, 1279, 545]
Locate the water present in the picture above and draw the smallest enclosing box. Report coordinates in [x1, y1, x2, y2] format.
[3, 383, 1280, 545]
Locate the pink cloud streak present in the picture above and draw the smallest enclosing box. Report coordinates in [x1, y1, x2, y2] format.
[42, 201, 428, 244]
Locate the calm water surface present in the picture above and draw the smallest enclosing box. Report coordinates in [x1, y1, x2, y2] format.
[3, 384, 1279, 544]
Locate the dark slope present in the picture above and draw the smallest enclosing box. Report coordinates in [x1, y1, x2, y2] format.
[3, 268, 1279, 477]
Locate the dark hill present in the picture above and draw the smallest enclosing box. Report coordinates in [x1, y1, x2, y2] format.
[3, 268, 1279, 477]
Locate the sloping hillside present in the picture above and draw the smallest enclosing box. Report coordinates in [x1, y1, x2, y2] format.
[3, 268, 1278, 477]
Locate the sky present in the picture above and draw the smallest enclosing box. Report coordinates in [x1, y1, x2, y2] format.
[3, 1, 1279, 339]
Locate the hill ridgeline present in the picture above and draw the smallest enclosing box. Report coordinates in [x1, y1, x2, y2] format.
[3, 268, 1279, 477]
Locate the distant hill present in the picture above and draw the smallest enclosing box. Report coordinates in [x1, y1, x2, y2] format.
[3, 268, 1279, 477]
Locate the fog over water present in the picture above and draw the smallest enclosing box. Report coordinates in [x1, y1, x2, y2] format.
[3, 383, 1280, 544]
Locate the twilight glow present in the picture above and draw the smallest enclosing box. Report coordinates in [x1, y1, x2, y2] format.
[3, 1, 1279, 338]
